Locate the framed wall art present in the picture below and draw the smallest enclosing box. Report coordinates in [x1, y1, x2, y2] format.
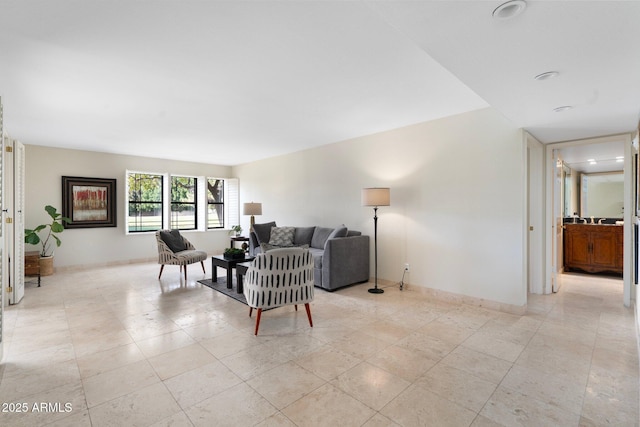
[62, 176, 117, 228]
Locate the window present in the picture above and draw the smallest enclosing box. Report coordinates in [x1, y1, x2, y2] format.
[207, 178, 224, 229]
[171, 176, 197, 230]
[128, 173, 163, 232]
[126, 171, 238, 234]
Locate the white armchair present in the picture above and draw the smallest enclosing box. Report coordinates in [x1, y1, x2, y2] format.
[243, 247, 314, 335]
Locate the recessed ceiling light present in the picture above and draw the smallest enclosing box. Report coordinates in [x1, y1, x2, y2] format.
[587, 159, 595, 162]
[492, 0, 527, 19]
[553, 105, 573, 113]
[534, 71, 559, 81]
[589, 160, 597, 165]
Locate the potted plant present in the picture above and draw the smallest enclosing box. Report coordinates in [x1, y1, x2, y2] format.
[223, 247, 245, 260]
[24, 205, 70, 276]
[229, 225, 242, 237]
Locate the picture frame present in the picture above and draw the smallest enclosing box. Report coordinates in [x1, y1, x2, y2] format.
[62, 176, 117, 228]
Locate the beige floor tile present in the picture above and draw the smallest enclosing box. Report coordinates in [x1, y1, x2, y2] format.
[76, 342, 146, 379]
[135, 330, 197, 358]
[500, 364, 586, 415]
[462, 330, 525, 363]
[0, 358, 81, 402]
[82, 359, 160, 407]
[185, 382, 277, 427]
[440, 346, 513, 384]
[1, 264, 637, 426]
[148, 411, 195, 427]
[330, 361, 410, 411]
[71, 329, 135, 358]
[247, 361, 326, 409]
[89, 382, 182, 427]
[366, 344, 438, 382]
[415, 363, 497, 412]
[147, 343, 217, 380]
[282, 383, 375, 427]
[361, 412, 401, 427]
[254, 412, 298, 427]
[164, 360, 243, 409]
[381, 384, 477, 427]
[480, 386, 581, 427]
[293, 344, 362, 381]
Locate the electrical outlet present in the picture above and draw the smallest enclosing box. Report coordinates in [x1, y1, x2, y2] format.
[404, 263, 410, 271]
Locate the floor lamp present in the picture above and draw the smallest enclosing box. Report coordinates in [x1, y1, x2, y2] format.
[243, 202, 262, 232]
[362, 188, 390, 294]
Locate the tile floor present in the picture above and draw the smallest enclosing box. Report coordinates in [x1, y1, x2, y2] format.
[0, 263, 638, 426]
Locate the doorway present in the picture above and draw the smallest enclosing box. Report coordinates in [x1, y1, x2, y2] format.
[545, 133, 635, 307]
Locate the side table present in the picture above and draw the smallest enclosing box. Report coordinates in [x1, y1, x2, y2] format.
[24, 251, 41, 287]
[230, 236, 250, 252]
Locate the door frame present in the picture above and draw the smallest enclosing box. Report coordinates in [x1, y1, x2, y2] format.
[544, 133, 634, 306]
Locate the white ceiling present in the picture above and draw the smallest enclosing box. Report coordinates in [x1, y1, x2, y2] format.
[1, 1, 639, 166]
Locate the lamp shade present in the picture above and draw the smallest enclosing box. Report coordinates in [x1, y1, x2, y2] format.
[243, 202, 262, 216]
[361, 188, 390, 207]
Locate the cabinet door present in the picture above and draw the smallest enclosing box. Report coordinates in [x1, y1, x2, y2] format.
[591, 231, 617, 269]
[565, 229, 590, 265]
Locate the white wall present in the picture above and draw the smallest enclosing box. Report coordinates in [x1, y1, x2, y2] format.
[234, 107, 527, 307]
[24, 146, 233, 268]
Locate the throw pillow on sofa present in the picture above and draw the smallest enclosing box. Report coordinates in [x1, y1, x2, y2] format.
[310, 225, 347, 249]
[253, 221, 276, 245]
[269, 226, 295, 246]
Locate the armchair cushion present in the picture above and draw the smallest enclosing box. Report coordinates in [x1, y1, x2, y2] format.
[160, 230, 187, 253]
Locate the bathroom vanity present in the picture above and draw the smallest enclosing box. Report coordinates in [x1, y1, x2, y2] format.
[563, 223, 623, 275]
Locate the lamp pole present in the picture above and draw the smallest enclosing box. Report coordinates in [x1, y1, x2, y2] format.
[369, 206, 383, 294]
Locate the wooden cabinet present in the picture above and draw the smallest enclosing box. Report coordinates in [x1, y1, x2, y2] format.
[564, 224, 622, 275]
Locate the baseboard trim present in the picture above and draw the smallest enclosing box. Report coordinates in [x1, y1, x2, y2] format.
[375, 277, 526, 315]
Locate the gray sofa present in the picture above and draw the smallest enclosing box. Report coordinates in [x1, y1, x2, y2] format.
[249, 222, 370, 291]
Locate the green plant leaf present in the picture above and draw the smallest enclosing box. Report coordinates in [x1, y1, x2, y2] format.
[51, 221, 64, 233]
[25, 233, 40, 245]
[52, 235, 62, 247]
[44, 205, 58, 219]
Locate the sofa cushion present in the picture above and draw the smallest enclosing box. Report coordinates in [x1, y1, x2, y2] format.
[160, 230, 186, 253]
[294, 226, 316, 246]
[311, 227, 335, 249]
[262, 242, 309, 252]
[253, 221, 276, 245]
[308, 247, 324, 269]
[326, 225, 348, 243]
[268, 226, 295, 246]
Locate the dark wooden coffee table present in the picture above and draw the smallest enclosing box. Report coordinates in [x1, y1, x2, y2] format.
[235, 261, 253, 294]
[210, 255, 254, 293]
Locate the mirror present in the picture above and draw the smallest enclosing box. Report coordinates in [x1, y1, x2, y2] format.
[581, 172, 624, 218]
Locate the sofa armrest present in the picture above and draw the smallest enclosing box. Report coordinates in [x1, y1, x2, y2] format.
[249, 231, 260, 256]
[322, 235, 370, 290]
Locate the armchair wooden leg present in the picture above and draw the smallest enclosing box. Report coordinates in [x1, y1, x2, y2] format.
[249, 307, 253, 317]
[182, 265, 187, 281]
[254, 309, 263, 336]
[304, 303, 313, 328]
[294, 304, 298, 311]
[200, 261, 205, 274]
[158, 265, 165, 279]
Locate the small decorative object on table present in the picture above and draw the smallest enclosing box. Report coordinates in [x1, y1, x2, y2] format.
[223, 247, 245, 260]
[229, 225, 243, 237]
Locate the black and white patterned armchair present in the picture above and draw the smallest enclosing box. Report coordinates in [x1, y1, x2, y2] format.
[155, 230, 207, 281]
[243, 247, 314, 335]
